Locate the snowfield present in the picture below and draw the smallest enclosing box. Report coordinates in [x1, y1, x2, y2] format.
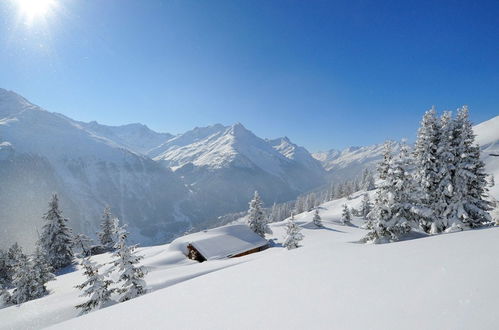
[1, 192, 498, 330]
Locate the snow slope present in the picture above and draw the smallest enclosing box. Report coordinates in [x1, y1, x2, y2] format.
[2, 191, 498, 330]
[74, 120, 173, 155]
[474, 115, 499, 199]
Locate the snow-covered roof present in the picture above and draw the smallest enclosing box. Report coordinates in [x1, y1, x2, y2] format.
[168, 224, 269, 260]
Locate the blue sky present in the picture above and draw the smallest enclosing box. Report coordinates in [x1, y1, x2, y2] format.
[0, 0, 498, 151]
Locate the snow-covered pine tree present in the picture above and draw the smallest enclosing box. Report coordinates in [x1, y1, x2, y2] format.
[11, 254, 43, 304]
[98, 207, 117, 250]
[341, 204, 352, 225]
[413, 108, 441, 232]
[312, 209, 322, 227]
[364, 141, 424, 243]
[74, 234, 93, 257]
[443, 107, 492, 230]
[378, 141, 394, 180]
[31, 244, 55, 297]
[360, 194, 372, 220]
[75, 258, 114, 313]
[283, 217, 304, 250]
[247, 191, 271, 237]
[430, 111, 456, 233]
[489, 175, 495, 188]
[112, 225, 147, 302]
[0, 249, 8, 287]
[39, 193, 74, 269]
[5, 243, 24, 286]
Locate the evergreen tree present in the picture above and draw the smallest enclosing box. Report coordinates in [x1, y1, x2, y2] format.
[31, 245, 55, 296]
[341, 204, 352, 225]
[0, 249, 8, 287]
[39, 194, 74, 269]
[5, 243, 24, 287]
[365, 142, 424, 243]
[283, 217, 304, 250]
[247, 191, 271, 237]
[378, 141, 394, 180]
[312, 209, 322, 227]
[98, 207, 117, 249]
[360, 194, 372, 220]
[75, 258, 114, 313]
[413, 108, 441, 232]
[443, 107, 492, 230]
[112, 225, 147, 302]
[11, 254, 42, 304]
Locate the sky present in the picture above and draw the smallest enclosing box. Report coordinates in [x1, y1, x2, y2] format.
[0, 0, 498, 151]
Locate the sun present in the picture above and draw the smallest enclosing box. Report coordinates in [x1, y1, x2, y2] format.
[15, 0, 57, 24]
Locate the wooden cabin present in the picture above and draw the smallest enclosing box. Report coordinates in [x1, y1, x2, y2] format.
[172, 224, 269, 262]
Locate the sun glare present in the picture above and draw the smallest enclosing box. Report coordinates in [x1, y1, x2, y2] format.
[15, 0, 57, 24]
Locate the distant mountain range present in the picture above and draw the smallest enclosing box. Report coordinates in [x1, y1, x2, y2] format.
[0, 89, 324, 249]
[1, 88, 497, 249]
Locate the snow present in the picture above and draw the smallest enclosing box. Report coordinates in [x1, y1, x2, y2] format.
[2, 191, 498, 330]
[168, 224, 268, 260]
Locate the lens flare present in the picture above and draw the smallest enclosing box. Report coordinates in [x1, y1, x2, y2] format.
[15, 0, 57, 24]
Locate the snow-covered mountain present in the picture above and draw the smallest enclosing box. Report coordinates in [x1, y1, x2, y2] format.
[0, 89, 326, 249]
[312, 143, 401, 181]
[74, 120, 174, 155]
[152, 123, 326, 220]
[0, 89, 191, 249]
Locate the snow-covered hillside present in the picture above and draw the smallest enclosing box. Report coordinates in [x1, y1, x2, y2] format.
[474, 115, 499, 199]
[0, 89, 191, 249]
[74, 120, 174, 155]
[1, 192, 498, 330]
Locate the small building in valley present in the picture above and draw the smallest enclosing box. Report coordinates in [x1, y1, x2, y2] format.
[169, 224, 269, 262]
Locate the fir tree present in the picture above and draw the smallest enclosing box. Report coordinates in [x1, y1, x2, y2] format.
[0, 249, 8, 287]
[413, 108, 441, 232]
[443, 107, 492, 230]
[98, 207, 117, 249]
[75, 258, 114, 313]
[283, 217, 303, 250]
[11, 254, 42, 304]
[247, 191, 271, 237]
[365, 142, 424, 243]
[378, 141, 394, 180]
[31, 245, 55, 297]
[112, 225, 147, 302]
[341, 204, 352, 225]
[6, 243, 24, 284]
[40, 194, 74, 269]
[312, 209, 322, 227]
